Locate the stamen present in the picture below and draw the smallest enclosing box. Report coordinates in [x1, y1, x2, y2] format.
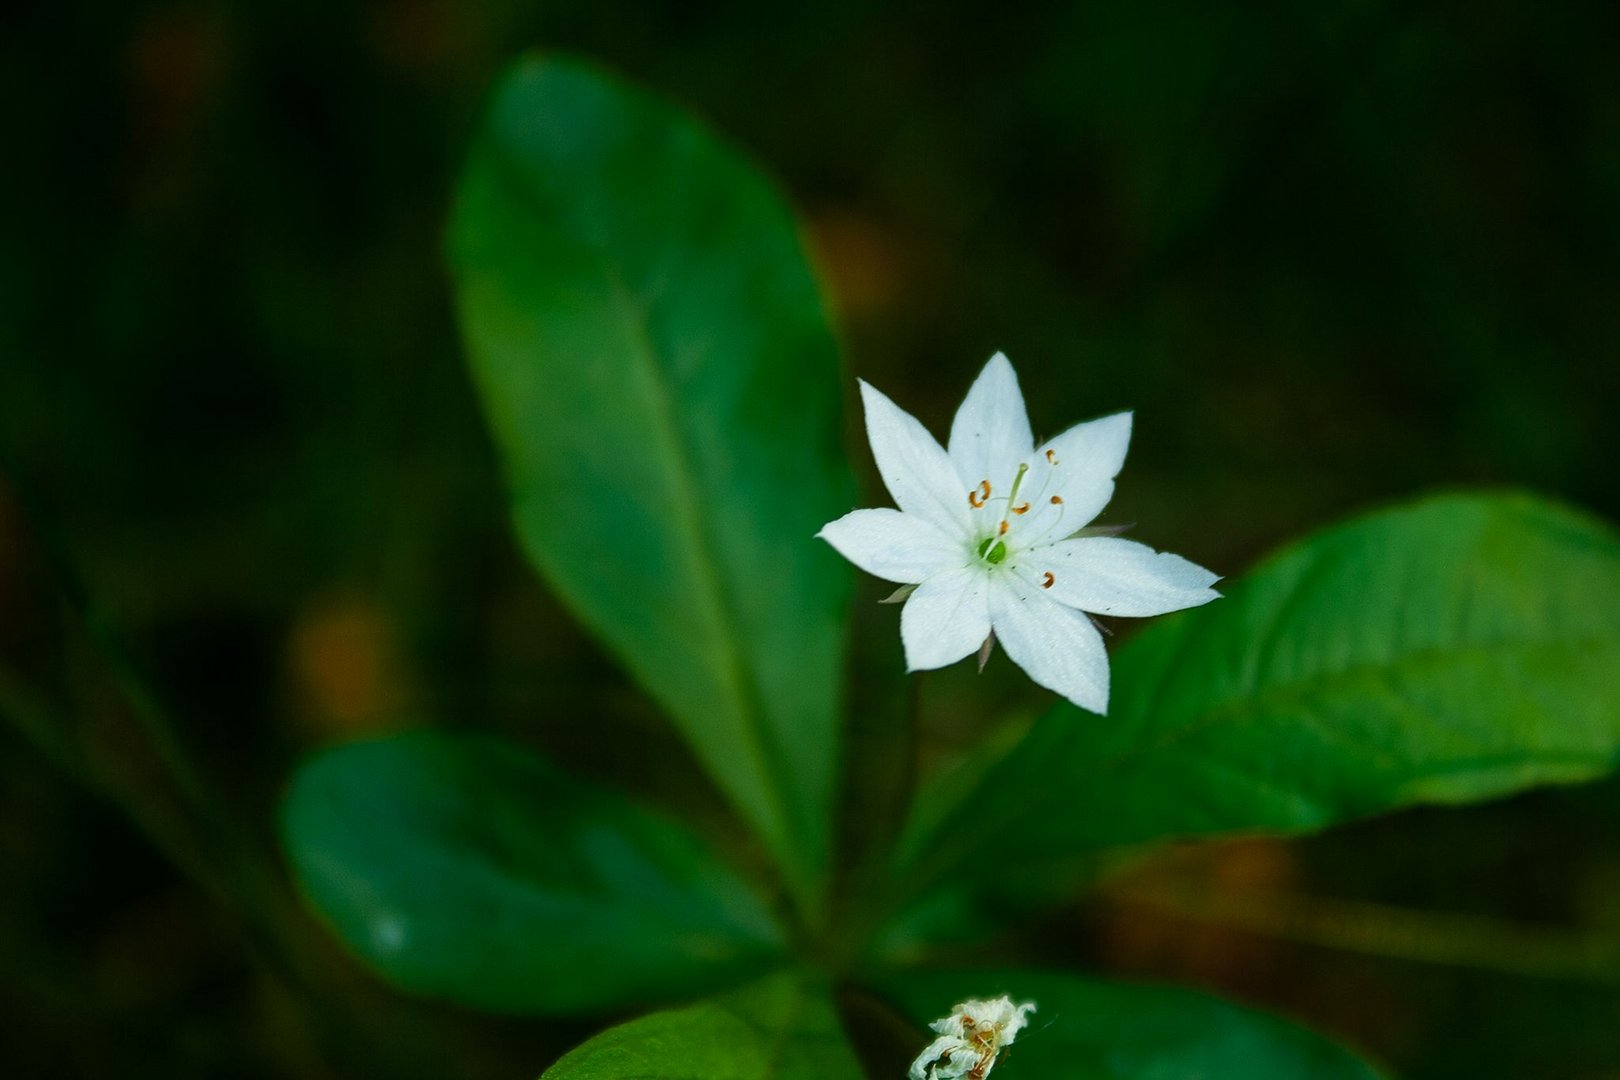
[1050, 494, 1063, 504]
[1045, 448, 1058, 464]
[1011, 502, 1030, 515]
[1042, 571, 1055, 589]
[998, 520, 1009, 535]
[967, 479, 990, 509]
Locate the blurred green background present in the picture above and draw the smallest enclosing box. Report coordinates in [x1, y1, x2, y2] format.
[3, 0, 1618, 1076]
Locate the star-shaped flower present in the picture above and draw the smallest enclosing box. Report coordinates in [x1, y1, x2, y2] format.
[908, 994, 1036, 1080]
[818, 353, 1219, 714]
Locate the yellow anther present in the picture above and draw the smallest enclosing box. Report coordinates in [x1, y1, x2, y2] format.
[1045, 448, 1058, 464]
[1042, 571, 1055, 589]
[1012, 502, 1030, 515]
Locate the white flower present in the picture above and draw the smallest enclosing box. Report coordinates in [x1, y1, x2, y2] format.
[818, 353, 1219, 714]
[908, 995, 1036, 1080]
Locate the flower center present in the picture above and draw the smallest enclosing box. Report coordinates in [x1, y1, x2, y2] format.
[967, 453, 1068, 564]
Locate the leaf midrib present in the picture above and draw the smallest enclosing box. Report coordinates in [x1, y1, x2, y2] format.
[482, 120, 802, 881]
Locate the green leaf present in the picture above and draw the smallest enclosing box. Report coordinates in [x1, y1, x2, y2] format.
[880, 969, 1386, 1079]
[897, 491, 1620, 895]
[539, 974, 861, 1079]
[280, 731, 783, 1014]
[448, 55, 852, 908]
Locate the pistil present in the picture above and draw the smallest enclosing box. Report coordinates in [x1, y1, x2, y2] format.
[998, 463, 1030, 534]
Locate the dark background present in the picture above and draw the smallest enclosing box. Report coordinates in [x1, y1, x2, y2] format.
[3, 0, 1619, 1076]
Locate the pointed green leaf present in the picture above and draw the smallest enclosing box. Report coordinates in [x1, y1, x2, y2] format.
[448, 55, 852, 907]
[881, 969, 1385, 1079]
[898, 492, 1620, 895]
[539, 975, 861, 1079]
[281, 732, 783, 1014]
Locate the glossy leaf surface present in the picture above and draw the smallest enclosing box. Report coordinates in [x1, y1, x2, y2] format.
[539, 975, 860, 1079]
[450, 56, 852, 902]
[282, 732, 782, 1014]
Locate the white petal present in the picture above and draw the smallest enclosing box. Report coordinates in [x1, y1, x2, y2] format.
[959, 995, 1036, 1041]
[939, 1046, 980, 1080]
[860, 380, 972, 539]
[900, 566, 991, 671]
[947, 352, 1034, 491]
[989, 573, 1110, 713]
[998, 1000, 1037, 1045]
[1015, 411, 1132, 546]
[1033, 537, 1221, 616]
[817, 508, 967, 584]
[909, 1036, 964, 1080]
